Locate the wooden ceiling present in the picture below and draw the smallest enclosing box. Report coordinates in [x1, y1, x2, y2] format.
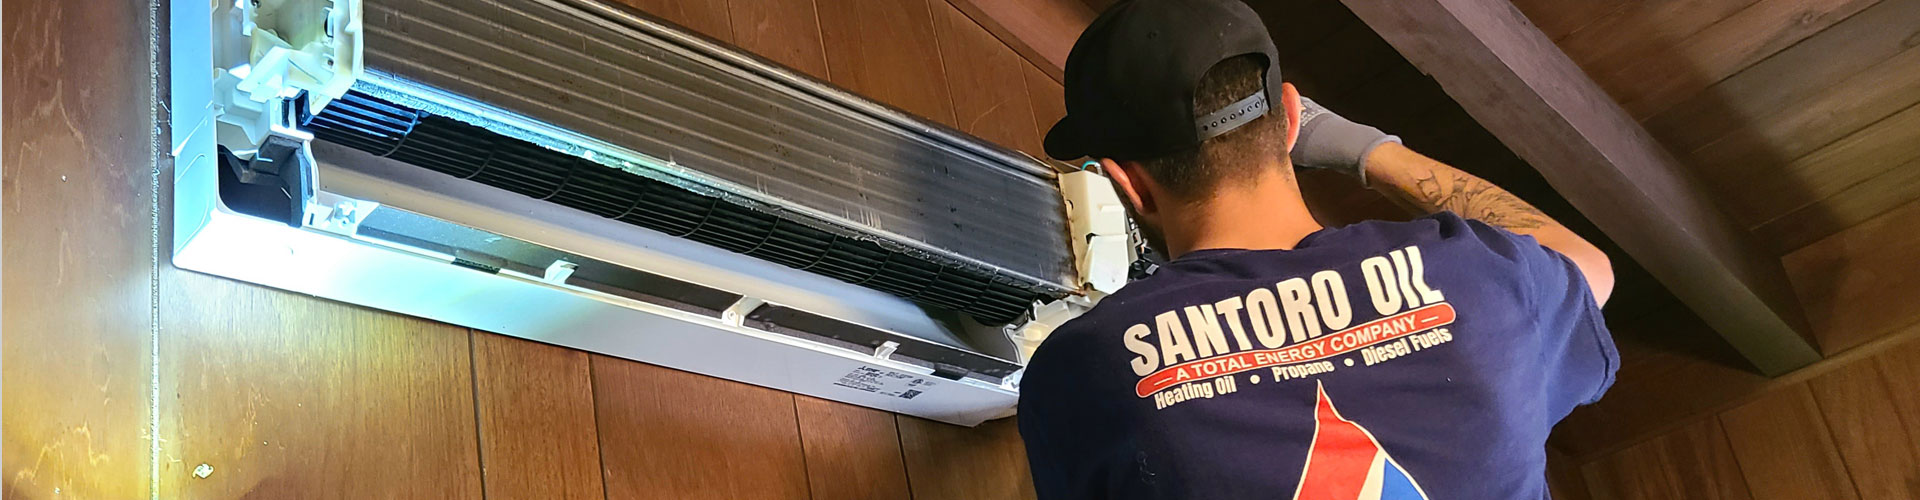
[1513, 0, 1920, 258]
[1223, 0, 1920, 458]
[1508, 0, 1920, 457]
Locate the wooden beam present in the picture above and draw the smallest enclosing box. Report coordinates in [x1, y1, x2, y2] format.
[942, 0, 1096, 81]
[1338, 0, 1821, 374]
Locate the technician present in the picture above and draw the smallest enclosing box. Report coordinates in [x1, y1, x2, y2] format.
[1018, 1, 1617, 498]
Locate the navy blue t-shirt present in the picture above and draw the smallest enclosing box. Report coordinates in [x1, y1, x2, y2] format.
[1018, 212, 1617, 500]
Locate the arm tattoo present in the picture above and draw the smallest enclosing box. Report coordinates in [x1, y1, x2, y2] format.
[1395, 169, 1550, 231]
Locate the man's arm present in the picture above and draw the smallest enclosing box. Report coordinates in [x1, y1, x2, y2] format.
[1292, 97, 1613, 306]
[1362, 143, 1613, 306]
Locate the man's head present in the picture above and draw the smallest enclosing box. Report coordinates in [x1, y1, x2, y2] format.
[1044, 0, 1305, 256]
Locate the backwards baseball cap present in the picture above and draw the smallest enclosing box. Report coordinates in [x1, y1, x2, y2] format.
[1043, 0, 1283, 161]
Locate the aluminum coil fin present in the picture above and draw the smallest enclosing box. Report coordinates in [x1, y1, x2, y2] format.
[336, 0, 1076, 322]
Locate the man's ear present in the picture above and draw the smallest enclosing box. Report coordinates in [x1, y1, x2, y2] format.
[1100, 158, 1155, 217]
[1279, 82, 1303, 153]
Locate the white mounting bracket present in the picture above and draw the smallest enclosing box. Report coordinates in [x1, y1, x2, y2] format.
[541, 260, 579, 285]
[1011, 294, 1098, 363]
[211, 0, 364, 154]
[720, 297, 767, 327]
[309, 191, 378, 236]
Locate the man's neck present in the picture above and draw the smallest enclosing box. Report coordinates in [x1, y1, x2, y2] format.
[1160, 170, 1323, 259]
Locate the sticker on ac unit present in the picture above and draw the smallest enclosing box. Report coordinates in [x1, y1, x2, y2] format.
[835, 366, 937, 399]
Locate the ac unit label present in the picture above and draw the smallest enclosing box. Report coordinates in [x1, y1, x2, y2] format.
[835, 366, 937, 399]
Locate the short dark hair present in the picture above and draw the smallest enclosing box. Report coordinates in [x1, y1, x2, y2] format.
[1134, 55, 1288, 199]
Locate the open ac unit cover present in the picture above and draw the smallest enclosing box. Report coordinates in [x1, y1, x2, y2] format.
[166, 0, 1130, 425]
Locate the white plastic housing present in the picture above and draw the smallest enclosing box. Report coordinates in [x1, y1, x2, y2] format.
[1060, 170, 1135, 294]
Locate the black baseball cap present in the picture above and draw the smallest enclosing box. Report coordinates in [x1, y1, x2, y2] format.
[1043, 0, 1283, 161]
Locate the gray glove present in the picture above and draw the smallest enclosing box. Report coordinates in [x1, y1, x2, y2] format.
[1291, 97, 1400, 185]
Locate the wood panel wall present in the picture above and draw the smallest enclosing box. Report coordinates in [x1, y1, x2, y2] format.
[1576, 327, 1920, 500]
[17, 0, 1915, 497]
[2, 1, 157, 498]
[3, 0, 1064, 498]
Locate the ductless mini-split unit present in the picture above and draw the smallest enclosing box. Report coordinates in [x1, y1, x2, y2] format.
[169, 0, 1132, 424]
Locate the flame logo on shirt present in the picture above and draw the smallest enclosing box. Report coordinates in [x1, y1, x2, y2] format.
[1292, 382, 1430, 500]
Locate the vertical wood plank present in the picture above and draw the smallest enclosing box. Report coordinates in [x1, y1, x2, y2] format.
[1022, 61, 1065, 158]
[1717, 384, 1861, 500]
[157, 272, 483, 499]
[1808, 337, 1920, 500]
[898, 416, 1035, 500]
[612, 0, 736, 42]
[472, 332, 604, 500]
[794, 396, 913, 500]
[1784, 196, 1920, 353]
[938, 0, 1095, 76]
[2, 0, 156, 497]
[931, 0, 1043, 153]
[1546, 447, 1594, 500]
[815, 0, 958, 126]
[727, 0, 831, 80]
[592, 355, 811, 500]
[1580, 418, 1753, 500]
